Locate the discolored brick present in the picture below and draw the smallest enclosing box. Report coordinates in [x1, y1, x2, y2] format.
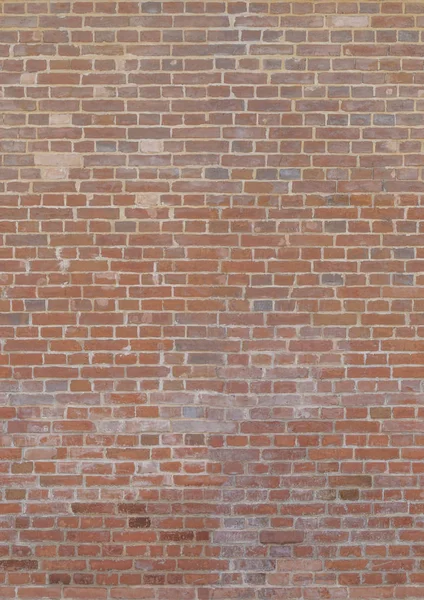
[260, 530, 304, 545]
[128, 517, 151, 528]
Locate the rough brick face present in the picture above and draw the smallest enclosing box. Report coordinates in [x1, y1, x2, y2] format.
[1, 0, 424, 598]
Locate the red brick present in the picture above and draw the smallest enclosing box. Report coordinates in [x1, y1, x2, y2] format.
[259, 530, 304, 544]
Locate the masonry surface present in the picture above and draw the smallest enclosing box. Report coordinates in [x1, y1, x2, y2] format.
[1, 0, 424, 598]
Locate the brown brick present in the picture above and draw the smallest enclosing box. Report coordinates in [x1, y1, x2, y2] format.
[129, 517, 151, 528]
[339, 489, 360, 501]
[71, 503, 114, 514]
[260, 530, 304, 545]
[117, 504, 147, 514]
[0, 560, 38, 571]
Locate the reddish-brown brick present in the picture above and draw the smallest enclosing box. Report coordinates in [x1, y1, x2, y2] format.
[259, 530, 304, 545]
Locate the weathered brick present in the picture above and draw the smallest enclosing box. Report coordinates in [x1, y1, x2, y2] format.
[49, 574, 71, 585]
[339, 489, 360, 501]
[117, 504, 147, 514]
[71, 503, 114, 514]
[260, 530, 304, 545]
[128, 517, 151, 529]
[0, 560, 38, 571]
[135, 192, 160, 207]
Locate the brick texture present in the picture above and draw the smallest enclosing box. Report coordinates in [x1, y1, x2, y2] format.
[1, 0, 424, 598]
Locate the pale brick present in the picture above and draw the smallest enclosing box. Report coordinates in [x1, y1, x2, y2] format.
[329, 16, 370, 28]
[140, 140, 164, 153]
[50, 114, 72, 126]
[135, 192, 160, 207]
[40, 167, 69, 180]
[35, 154, 82, 167]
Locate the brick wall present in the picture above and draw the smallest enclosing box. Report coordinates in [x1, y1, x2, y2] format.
[1, 1, 424, 598]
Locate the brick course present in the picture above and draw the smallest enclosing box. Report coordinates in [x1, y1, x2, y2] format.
[1, 0, 424, 598]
